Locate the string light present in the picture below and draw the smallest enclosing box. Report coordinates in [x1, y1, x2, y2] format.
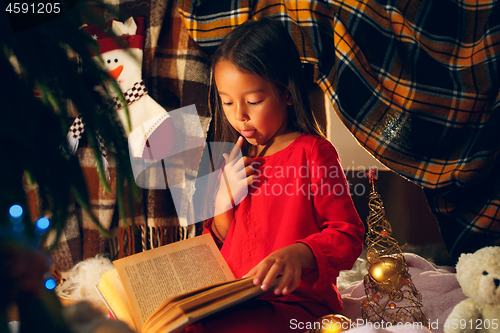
[45, 278, 56, 290]
[7, 207, 57, 292]
[9, 205, 23, 218]
[36, 217, 50, 230]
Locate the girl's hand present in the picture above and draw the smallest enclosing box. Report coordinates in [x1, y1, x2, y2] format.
[242, 243, 317, 295]
[215, 136, 258, 214]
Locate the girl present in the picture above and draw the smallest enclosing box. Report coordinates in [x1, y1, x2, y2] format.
[188, 17, 364, 332]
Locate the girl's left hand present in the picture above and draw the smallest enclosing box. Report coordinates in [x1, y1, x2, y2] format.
[242, 243, 317, 295]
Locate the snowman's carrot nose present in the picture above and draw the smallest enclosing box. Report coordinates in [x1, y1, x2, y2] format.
[108, 65, 124, 80]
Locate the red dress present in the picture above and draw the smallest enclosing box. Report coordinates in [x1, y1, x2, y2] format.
[191, 134, 364, 332]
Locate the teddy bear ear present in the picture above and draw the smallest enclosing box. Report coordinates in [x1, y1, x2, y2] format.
[456, 252, 471, 271]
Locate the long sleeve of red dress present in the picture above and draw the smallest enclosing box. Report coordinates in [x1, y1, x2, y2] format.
[205, 134, 364, 314]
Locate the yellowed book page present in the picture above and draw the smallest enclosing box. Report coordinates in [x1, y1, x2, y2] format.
[143, 277, 281, 333]
[97, 269, 137, 331]
[113, 234, 234, 330]
[142, 278, 249, 331]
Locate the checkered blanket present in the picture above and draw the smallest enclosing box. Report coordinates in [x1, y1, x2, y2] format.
[176, 0, 500, 260]
[44, 0, 211, 271]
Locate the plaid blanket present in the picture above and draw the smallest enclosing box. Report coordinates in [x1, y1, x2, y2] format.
[42, 0, 211, 272]
[176, 0, 500, 260]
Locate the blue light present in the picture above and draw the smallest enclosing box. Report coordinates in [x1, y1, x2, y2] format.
[45, 278, 56, 290]
[9, 205, 23, 218]
[36, 217, 50, 230]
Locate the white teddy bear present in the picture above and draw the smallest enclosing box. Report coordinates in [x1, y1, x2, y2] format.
[444, 246, 500, 333]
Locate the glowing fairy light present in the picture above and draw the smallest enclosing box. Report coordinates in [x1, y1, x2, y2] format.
[36, 217, 50, 230]
[9, 205, 23, 218]
[45, 278, 56, 290]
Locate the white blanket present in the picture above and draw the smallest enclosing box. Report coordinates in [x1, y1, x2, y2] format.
[339, 253, 466, 333]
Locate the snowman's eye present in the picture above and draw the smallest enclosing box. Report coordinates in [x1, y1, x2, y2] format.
[107, 59, 111, 64]
[483, 271, 489, 276]
[114, 59, 118, 63]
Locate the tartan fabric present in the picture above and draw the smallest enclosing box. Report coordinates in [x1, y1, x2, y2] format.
[138, 0, 211, 238]
[41, 0, 211, 272]
[176, 0, 500, 260]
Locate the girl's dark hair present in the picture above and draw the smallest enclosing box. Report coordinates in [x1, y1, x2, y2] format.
[210, 16, 325, 156]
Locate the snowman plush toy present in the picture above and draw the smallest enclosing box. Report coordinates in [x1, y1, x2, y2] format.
[73, 17, 174, 160]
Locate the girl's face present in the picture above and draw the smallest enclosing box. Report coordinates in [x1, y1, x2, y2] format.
[214, 60, 293, 152]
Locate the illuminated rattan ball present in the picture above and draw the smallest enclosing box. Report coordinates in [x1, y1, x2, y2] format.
[367, 256, 405, 293]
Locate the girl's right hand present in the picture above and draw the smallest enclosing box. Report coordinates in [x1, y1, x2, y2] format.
[215, 137, 258, 215]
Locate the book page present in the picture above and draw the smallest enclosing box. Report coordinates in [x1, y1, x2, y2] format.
[113, 234, 234, 330]
[142, 276, 282, 333]
[97, 269, 137, 331]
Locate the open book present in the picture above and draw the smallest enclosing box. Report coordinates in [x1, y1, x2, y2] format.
[97, 234, 279, 333]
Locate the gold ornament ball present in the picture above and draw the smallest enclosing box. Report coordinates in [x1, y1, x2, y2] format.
[368, 256, 404, 292]
[310, 314, 353, 333]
